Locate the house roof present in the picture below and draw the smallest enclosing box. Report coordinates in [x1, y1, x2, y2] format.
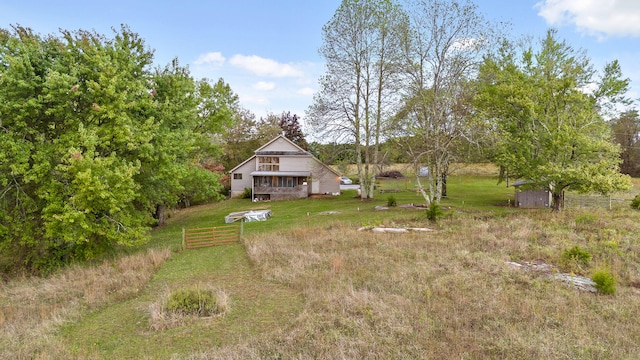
[250, 171, 311, 177]
[229, 135, 339, 178]
[255, 135, 309, 154]
[256, 150, 310, 156]
[512, 180, 530, 187]
[229, 155, 256, 173]
[312, 157, 341, 177]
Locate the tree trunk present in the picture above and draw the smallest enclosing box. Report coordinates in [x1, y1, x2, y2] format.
[441, 175, 447, 198]
[551, 191, 564, 211]
[155, 204, 167, 226]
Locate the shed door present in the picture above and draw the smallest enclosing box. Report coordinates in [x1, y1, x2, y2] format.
[312, 178, 320, 194]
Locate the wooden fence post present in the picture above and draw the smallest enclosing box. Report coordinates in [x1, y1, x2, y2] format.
[182, 227, 186, 250]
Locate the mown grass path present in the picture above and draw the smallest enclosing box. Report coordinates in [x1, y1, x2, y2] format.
[61, 243, 303, 359]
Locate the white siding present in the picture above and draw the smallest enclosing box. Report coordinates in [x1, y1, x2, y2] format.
[230, 158, 255, 197]
[230, 136, 341, 199]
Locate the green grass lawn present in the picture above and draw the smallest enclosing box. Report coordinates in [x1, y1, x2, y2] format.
[148, 176, 514, 249]
[4, 174, 639, 358]
[58, 176, 516, 358]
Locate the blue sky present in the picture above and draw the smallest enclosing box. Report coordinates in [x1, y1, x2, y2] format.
[2, 0, 639, 123]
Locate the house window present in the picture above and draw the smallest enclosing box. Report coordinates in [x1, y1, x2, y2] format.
[254, 176, 301, 188]
[255, 176, 273, 187]
[276, 176, 296, 187]
[258, 156, 279, 171]
[233, 173, 242, 180]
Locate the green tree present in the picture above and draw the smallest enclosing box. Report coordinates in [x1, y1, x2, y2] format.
[220, 108, 259, 171]
[220, 109, 283, 171]
[475, 30, 631, 210]
[611, 110, 640, 176]
[144, 63, 230, 225]
[0, 26, 227, 273]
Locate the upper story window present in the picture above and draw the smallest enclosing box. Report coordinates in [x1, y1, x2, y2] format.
[258, 156, 279, 171]
[233, 173, 242, 180]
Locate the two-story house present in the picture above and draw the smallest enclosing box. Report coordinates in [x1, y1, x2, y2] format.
[229, 135, 341, 200]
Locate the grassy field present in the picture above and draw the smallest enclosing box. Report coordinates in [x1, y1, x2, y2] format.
[2, 175, 640, 359]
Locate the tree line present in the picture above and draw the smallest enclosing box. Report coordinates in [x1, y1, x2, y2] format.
[308, 0, 635, 209]
[2, 0, 639, 273]
[0, 24, 312, 274]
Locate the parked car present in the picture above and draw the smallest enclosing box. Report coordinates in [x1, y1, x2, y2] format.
[340, 176, 353, 185]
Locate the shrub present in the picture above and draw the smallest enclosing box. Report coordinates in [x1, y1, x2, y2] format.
[165, 287, 227, 317]
[377, 170, 404, 178]
[241, 187, 252, 199]
[387, 195, 397, 207]
[591, 269, 616, 295]
[562, 245, 592, 267]
[631, 195, 640, 210]
[426, 202, 444, 222]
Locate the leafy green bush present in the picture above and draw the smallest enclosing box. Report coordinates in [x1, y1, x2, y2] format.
[426, 202, 444, 222]
[241, 187, 252, 199]
[387, 195, 397, 207]
[631, 195, 640, 210]
[165, 287, 225, 316]
[562, 245, 592, 267]
[591, 269, 616, 295]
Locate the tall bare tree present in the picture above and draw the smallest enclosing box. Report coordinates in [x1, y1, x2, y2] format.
[393, 0, 500, 204]
[308, 0, 408, 198]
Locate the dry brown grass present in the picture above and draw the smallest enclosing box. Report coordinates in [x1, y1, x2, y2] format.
[0, 248, 171, 359]
[190, 209, 640, 359]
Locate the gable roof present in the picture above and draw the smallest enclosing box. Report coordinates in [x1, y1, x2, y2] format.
[311, 157, 341, 177]
[229, 135, 337, 176]
[229, 154, 256, 173]
[255, 135, 309, 155]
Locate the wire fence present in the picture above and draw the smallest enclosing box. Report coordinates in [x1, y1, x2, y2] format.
[565, 195, 632, 210]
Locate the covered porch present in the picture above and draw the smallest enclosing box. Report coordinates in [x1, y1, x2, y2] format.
[251, 171, 311, 201]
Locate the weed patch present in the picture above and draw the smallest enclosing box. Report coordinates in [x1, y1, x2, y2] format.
[592, 269, 617, 295]
[631, 194, 640, 210]
[149, 285, 229, 331]
[426, 202, 444, 221]
[561, 245, 592, 273]
[386, 195, 397, 207]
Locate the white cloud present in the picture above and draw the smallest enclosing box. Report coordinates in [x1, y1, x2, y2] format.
[229, 54, 305, 77]
[450, 37, 483, 52]
[536, 0, 640, 38]
[297, 87, 315, 96]
[193, 52, 225, 66]
[241, 93, 270, 106]
[253, 81, 276, 91]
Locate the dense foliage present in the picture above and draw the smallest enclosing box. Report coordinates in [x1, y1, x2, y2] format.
[278, 112, 308, 150]
[611, 110, 640, 176]
[475, 30, 631, 210]
[0, 26, 232, 273]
